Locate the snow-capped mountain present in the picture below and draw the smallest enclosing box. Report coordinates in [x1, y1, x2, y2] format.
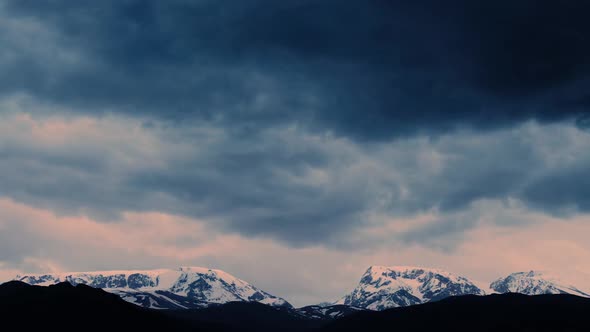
[336, 266, 485, 310]
[490, 271, 590, 297]
[16, 267, 291, 309]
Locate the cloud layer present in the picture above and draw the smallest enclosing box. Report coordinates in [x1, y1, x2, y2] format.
[1, 110, 589, 247]
[1, 0, 589, 140]
[1, 1, 590, 305]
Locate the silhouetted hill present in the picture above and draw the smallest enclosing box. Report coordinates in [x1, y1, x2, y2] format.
[0, 281, 222, 331]
[167, 301, 322, 332]
[320, 293, 590, 332]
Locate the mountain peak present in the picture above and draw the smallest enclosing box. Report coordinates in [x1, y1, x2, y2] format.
[337, 265, 485, 310]
[366, 265, 451, 276]
[178, 266, 214, 273]
[368, 265, 440, 271]
[491, 271, 590, 297]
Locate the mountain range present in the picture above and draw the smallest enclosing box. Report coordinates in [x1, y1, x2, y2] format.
[16, 266, 290, 310]
[336, 266, 590, 310]
[12, 265, 590, 312]
[2, 280, 590, 332]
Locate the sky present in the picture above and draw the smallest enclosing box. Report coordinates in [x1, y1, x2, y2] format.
[1, 0, 590, 306]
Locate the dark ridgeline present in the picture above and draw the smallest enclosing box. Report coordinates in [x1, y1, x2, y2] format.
[319, 293, 590, 332]
[0, 281, 322, 332]
[0, 281, 221, 331]
[167, 302, 322, 332]
[2, 281, 590, 332]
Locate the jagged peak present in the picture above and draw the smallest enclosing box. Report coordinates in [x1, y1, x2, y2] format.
[503, 270, 545, 278]
[178, 266, 215, 273]
[491, 270, 590, 298]
[366, 265, 451, 274]
[363, 265, 464, 282]
[339, 265, 485, 310]
[493, 270, 573, 284]
[16, 266, 239, 279]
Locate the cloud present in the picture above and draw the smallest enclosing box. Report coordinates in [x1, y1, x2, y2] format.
[0, 108, 589, 248]
[522, 166, 590, 213]
[0, 0, 588, 141]
[1, 197, 590, 306]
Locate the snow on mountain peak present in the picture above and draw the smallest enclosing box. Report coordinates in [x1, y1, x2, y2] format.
[14, 265, 590, 311]
[336, 265, 485, 310]
[490, 271, 590, 297]
[15, 267, 291, 309]
[366, 265, 453, 277]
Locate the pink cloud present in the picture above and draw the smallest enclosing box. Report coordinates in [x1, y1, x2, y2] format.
[1, 197, 590, 306]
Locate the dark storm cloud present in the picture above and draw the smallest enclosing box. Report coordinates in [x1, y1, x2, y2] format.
[522, 165, 590, 213]
[1, 0, 589, 140]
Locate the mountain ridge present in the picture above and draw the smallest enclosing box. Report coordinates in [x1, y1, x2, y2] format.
[491, 270, 590, 297]
[3, 280, 589, 332]
[321, 292, 590, 332]
[335, 265, 485, 310]
[10, 266, 590, 311]
[15, 266, 291, 309]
